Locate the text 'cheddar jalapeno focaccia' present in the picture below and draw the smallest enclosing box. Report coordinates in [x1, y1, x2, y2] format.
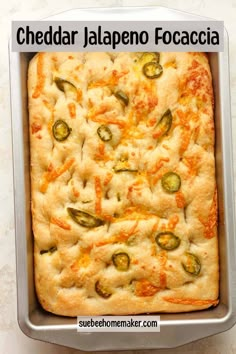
[28, 52, 219, 316]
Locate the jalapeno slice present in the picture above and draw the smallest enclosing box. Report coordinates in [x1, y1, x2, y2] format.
[54, 77, 77, 94]
[182, 253, 201, 276]
[40, 246, 57, 255]
[161, 172, 181, 193]
[114, 167, 138, 173]
[113, 155, 138, 173]
[114, 90, 129, 106]
[112, 252, 130, 271]
[67, 208, 104, 228]
[95, 281, 112, 299]
[139, 52, 160, 64]
[97, 125, 112, 142]
[154, 109, 172, 139]
[52, 120, 71, 141]
[143, 62, 163, 79]
[155, 232, 180, 251]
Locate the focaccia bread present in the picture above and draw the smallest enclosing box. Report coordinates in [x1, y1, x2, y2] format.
[28, 52, 219, 316]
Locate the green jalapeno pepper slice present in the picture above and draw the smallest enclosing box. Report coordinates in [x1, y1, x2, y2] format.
[40, 246, 57, 255]
[154, 109, 172, 139]
[114, 167, 138, 173]
[143, 62, 163, 79]
[155, 232, 180, 251]
[182, 253, 201, 276]
[67, 208, 104, 228]
[95, 281, 112, 299]
[112, 252, 130, 271]
[161, 172, 181, 193]
[114, 90, 129, 106]
[113, 154, 138, 173]
[52, 120, 71, 141]
[54, 77, 77, 94]
[97, 125, 112, 142]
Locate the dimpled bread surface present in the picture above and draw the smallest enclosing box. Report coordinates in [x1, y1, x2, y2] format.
[28, 52, 219, 316]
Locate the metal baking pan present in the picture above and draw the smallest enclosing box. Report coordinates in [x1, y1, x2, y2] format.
[9, 6, 236, 351]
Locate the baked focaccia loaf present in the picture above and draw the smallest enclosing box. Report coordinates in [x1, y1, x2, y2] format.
[28, 52, 219, 316]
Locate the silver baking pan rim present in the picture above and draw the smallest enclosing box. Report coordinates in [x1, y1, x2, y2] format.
[9, 6, 236, 351]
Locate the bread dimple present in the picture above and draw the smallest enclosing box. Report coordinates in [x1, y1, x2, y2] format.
[28, 52, 219, 316]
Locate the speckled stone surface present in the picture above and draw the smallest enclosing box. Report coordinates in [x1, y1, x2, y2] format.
[1, 0, 236, 353]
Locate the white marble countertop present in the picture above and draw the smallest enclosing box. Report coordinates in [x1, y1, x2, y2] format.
[1, 0, 236, 353]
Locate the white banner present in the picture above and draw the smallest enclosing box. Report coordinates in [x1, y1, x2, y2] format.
[12, 20, 224, 52]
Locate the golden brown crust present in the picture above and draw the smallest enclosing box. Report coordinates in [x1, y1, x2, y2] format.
[28, 52, 219, 316]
